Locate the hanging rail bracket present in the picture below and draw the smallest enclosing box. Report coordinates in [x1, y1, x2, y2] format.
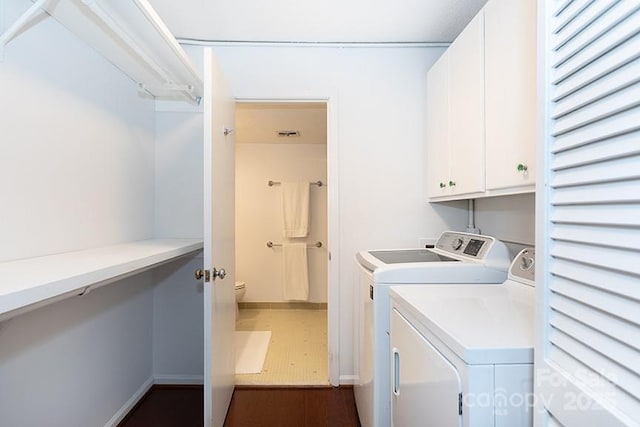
[0, 0, 50, 62]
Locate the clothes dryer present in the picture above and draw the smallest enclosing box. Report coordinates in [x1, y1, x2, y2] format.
[354, 231, 511, 427]
[389, 248, 536, 427]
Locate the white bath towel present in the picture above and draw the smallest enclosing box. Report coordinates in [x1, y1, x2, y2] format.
[283, 243, 309, 301]
[282, 182, 310, 238]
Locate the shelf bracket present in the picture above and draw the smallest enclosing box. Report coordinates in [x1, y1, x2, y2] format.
[0, 0, 50, 61]
[138, 83, 202, 105]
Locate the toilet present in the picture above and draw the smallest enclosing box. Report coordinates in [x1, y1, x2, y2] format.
[234, 281, 246, 317]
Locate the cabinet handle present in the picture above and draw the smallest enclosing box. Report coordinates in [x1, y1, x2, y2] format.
[439, 182, 446, 188]
[448, 180, 456, 187]
[517, 163, 528, 172]
[392, 347, 400, 396]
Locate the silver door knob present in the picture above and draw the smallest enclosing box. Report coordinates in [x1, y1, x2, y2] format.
[212, 268, 226, 280]
[194, 269, 204, 280]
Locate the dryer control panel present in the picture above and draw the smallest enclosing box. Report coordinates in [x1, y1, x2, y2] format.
[435, 232, 495, 260]
[509, 248, 535, 286]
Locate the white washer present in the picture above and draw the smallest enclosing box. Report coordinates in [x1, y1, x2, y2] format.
[389, 248, 536, 427]
[354, 231, 511, 427]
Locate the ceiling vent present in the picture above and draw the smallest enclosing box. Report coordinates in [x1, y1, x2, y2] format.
[276, 130, 300, 137]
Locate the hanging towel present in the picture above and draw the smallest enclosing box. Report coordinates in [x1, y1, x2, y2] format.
[282, 181, 310, 238]
[283, 243, 309, 301]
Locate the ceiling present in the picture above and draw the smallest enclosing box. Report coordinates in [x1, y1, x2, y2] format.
[148, 0, 488, 43]
[235, 103, 327, 145]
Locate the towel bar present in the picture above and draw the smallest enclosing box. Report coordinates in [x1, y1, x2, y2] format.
[267, 241, 323, 248]
[268, 180, 323, 187]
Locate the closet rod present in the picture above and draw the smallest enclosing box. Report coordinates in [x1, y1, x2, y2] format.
[131, 0, 204, 87]
[268, 180, 323, 187]
[82, 0, 199, 105]
[267, 241, 323, 248]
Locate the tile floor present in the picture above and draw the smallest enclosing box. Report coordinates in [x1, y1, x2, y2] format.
[235, 308, 329, 386]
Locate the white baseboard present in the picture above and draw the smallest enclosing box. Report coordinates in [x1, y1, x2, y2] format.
[154, 374, 204, 385]
[339, 374, 357, 385]
[104, 375, 204, 427]
[104, 376, 154, 427]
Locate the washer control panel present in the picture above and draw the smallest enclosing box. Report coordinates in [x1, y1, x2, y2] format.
[435, 232, 494, 259]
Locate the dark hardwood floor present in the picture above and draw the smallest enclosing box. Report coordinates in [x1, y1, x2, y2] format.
[226, 386, 360, 427]
[118, 385, 204, 427]
[118, 385, 360, 427]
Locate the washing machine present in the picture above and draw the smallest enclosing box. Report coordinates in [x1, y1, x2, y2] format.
[354, 231, 511, 427]
[389, 248, 536, 427]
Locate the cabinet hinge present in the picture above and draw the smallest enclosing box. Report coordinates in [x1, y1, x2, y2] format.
[458, 393, 463, 415]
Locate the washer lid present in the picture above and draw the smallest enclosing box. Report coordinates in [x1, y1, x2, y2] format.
[355, 231, 511, 281]
[390, 282, 535, 365]
[368, 249, 459, 264]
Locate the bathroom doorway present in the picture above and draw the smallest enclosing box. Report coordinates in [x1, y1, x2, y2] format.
[233, 101, 329, 385]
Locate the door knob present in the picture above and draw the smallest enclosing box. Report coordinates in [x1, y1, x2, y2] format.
[195, 268, 226, 281]
[195, 269, 211, 282]
[212, 268, 226, 280]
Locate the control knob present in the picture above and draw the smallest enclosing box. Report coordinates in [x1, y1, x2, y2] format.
[451, 238, 464, 251]
[520, 256, 534, 270]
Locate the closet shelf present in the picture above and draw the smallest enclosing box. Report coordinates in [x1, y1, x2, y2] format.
[3, 0, 203, 104]
[0, 238, 203, 321]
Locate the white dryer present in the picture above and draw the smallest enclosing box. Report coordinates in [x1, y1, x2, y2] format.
[354, 231, 511, 427]
[389, 248, 536, 427]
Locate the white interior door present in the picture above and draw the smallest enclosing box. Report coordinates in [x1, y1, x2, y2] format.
[203, 47, 236, 427]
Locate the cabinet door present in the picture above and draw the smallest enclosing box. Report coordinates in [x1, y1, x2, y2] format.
[391, 309, 462, 427]
[449, 11, 485, 196]
[426, 51, 451, 198]
[485, 0, 536, 190]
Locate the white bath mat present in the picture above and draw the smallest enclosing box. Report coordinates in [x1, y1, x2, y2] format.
[235, 331, 272, 374]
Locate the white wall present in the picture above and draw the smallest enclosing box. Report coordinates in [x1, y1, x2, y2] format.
[0, 274, 154, 427]
[0, 1, 159, 424]
[236, 143, 328, 302]
[474, 193, 535, 245]
[154, 111, 204, 239]
[152, 254, 204, 382]
[212, 45, 469, 380]
[0, 1, 155, 263]
[152, 110, 205, 381]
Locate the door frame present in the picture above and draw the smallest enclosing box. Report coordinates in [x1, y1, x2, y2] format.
[235, 95, 340, 386]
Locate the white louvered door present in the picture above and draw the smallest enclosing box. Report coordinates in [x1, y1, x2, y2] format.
[536, 1, 640, 426]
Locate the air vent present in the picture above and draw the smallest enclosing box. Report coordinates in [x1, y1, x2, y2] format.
[276, 130, 300, 137]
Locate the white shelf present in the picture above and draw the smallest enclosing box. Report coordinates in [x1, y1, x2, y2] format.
[2, 0, 203, 103]
[0, 239, 203, 321]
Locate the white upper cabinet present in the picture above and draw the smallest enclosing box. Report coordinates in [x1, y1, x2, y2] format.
[427, 12, 485, 198]
[449, 11, 485, 196]
[427, 0, 536, 201]
[484, 0, 536, 191]
[426, 50, 451, 198]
